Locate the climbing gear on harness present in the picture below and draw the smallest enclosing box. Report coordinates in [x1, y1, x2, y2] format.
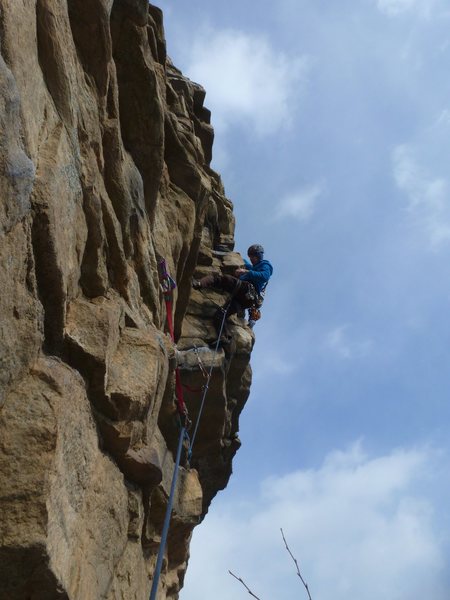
[192, 278, 202, 290]
[247, 280, 268, 327]
[248, 306, 261, 322]
[247, 306, 261, 329]
[256, 280, 268, 306]
[243, 282, 258, 304]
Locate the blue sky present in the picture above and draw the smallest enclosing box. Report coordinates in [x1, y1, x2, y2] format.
[156, 1, 450, 598]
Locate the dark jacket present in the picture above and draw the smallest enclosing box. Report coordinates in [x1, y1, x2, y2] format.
[241, 259, 273, 294]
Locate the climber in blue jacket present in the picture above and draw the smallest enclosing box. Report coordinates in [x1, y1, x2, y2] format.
[236, 245, 273, 294]
[193, 244, 273, 329]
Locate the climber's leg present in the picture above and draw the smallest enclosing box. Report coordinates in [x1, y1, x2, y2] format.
[193, 273, 239, 293]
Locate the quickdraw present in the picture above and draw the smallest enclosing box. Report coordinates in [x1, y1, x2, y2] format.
[193, 345, 209, 379]
[158, 258, 177, 298]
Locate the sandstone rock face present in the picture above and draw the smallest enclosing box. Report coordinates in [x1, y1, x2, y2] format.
[0, 2, 253, 598]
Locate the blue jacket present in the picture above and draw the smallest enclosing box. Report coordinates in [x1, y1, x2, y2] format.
[240, 259, 273, 294]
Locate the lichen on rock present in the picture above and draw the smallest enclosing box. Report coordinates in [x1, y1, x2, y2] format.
[0, 1, 253, 598]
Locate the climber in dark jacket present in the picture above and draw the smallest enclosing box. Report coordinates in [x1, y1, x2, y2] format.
[193, 244, 273, 330]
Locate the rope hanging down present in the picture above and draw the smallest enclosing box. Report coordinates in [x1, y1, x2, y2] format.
[149, 260, 189, 600]
[188, 304, 228, 460]
[150, 259, 229, 596]
[149, 421, 186, 600]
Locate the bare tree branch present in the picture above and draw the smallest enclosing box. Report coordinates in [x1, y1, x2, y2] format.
[280, 528, 312, 600]
[229, 570, 263, 600]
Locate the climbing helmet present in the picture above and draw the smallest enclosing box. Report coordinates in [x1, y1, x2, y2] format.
[247, 244, 264, 257]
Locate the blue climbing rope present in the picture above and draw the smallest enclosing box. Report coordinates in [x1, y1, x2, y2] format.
[149, 421, 187, 600]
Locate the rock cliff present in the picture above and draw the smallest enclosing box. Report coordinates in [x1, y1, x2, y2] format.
[0, 2, 254, 598]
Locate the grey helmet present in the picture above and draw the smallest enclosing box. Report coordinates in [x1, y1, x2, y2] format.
[247, 244, 264, 258]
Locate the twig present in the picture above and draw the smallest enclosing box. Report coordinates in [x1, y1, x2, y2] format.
[280, 528, 312, 600]
[229, 570, 262, 600]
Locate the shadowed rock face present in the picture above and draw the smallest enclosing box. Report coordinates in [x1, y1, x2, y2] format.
[0, 2, 253, 598]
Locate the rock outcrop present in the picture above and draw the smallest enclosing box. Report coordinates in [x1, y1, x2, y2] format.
[0, 2, 253, 598]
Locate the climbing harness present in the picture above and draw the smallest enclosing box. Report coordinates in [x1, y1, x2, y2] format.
[242, 281, 258, 304]
[255, 281, 268, 308]
[247, 281, 268, 328]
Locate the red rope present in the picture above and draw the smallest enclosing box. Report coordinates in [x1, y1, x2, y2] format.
[165, 299, 175, 340]
[164, 298, 187, 416]
[175, 370, 185, 412]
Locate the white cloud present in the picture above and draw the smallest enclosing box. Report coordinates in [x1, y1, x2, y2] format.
[276, 183, 324, 221]
[376, 0, 435, 17]
[393, 144, 450, 247]
[182, 443, 448, 600]
[325, 324, 373, 360]
[259, 352, 297, 376]
[184, 28, 311, 136]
